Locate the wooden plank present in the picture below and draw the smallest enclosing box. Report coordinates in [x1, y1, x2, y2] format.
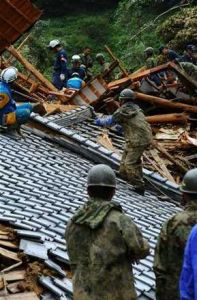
[149, 149, 175, 183]
[0, 241, 17, 249]
[0, 292, 39, 299]
[170, 62, 197, 90]
[155, 143, 188, 173]
[105, 45, 128, 77]
[146, 113, 188, 124]
[108, 63, 169, 89]
[135, 92, 197, 113]
[0, 271, 25, 289]
[0, 247, 20, 262]
[6, 46, 57, 92]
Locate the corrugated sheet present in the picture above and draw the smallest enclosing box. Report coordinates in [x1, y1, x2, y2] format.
[0, 0, 42, 54]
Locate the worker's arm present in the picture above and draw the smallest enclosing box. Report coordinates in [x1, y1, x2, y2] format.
[180, 225, 197, 300]
[119, 215, 150, 262]
[153, 221, 168, 300]
[59, 51, 68, 79]
[0, 92, 10, 109]
[94, 115, 116, 127]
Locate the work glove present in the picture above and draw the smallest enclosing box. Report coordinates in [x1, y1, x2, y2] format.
[93, 117, 100, 125]
[60, 74, 65, 81]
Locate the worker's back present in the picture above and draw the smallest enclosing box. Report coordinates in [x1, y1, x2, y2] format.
[113, 102, 153, 147]
[154, 200, 197, 300]
[66, 199, 148, 300]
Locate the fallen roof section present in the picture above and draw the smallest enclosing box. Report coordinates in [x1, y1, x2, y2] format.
[31, 107, 182, 202]
[0, 128, 181, 299]
[0, 0, 42, 54]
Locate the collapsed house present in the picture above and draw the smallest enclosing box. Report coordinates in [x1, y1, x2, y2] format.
[0, 0, 196, 299]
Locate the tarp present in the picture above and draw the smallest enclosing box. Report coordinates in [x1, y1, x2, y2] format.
[0, 0, 42, 54]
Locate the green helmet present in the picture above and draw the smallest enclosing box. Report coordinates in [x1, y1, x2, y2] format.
[180, 168, 197, 194]
[119, 89, 135, 101]
[96, 53, 105, 60]
[87, 164, 116, 188]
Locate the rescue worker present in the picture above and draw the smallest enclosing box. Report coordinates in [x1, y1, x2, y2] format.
[159, 45, 180, 62]
[144, 47, 162, 86]
[96, 53, 113, 82]
[69, 55, 86, 80]
[80, 47, 93, 82]
[67, 72, 85, 90]
[95, 89, 153, 195]
[179, 61, 197, 82]
[65, 164, 150, 300]
[154, 168, 197, 300]
[144, 47, 156, 69]
[180, 45, 197, 65]
[180, 223, 197, 300]
[48, 39, 69, 90]
[96, 53, 110, 73]
[0, 67, 45, 134]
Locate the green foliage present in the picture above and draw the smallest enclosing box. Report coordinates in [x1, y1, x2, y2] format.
[24, 11, 113, 78]
[111, 0, 163, 70]
[157, 7, 197, 50]
[33, 0, 119, 16]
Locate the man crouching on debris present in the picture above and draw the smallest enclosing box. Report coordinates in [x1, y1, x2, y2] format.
[0, 66, 45, 135]
[95, 89, 153, 195]
[66, 164, 150, 300]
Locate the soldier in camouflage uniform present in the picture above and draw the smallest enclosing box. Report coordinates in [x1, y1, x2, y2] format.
[95, 89, 153, 195]
[154, 168, 197, 300]
[65, 164, 150, 300]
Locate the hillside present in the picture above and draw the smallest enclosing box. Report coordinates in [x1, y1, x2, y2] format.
[25, 0, 196, 77]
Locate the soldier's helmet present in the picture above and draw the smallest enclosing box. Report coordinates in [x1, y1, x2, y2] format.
[119, 89, 135, 101]
[144, 47, 154, 56]
[87, 164, 116, 188]
[180, 168, 197, 194]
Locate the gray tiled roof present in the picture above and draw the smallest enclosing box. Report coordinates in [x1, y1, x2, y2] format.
[31, 108, 181, 202]
[0, 128, 181, 299]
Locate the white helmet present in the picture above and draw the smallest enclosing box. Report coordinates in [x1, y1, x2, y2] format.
[0, 67, 18, 83]
[72, 55, 81, 62]
[48, 39, 61, 48]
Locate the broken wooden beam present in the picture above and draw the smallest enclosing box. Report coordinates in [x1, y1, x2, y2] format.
[104, 45, 128, 77]
[108, 63, 169, 89]
[170, 62, 197, 91]
[0, 292, 39, 299]
[134, 92, 197, 113]
[6, 45, 57, 92]
[154, 142, 188, 173]
[146, 113, 188, 124]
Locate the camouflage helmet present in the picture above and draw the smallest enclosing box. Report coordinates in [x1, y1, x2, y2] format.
[180, 168, 197, 194]
[119, 89, 135, 101]
[144, 47, 154, 56]
[87, 164, 116, 188]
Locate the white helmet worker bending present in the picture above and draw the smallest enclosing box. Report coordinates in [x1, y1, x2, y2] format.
[0, 67, 18, 83]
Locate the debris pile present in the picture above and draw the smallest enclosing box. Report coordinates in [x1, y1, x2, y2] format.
[0, 1, 196, 184]
[0, 225, 72, 299]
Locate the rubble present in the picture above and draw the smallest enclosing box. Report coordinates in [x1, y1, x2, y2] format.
[0, 0, 196, 298]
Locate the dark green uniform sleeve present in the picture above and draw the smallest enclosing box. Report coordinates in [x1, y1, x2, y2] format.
[119, 215, 150, 261]
[153, 221, 168, 300]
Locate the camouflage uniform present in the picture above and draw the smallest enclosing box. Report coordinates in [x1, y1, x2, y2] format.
[154, 200, 197, 300]
[145, 57, 156, 69]
[113, 102, 153, 192]
[81, 53, 93, 81]
[180, 62, 197, 82]
[66, 198, 150, 300]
